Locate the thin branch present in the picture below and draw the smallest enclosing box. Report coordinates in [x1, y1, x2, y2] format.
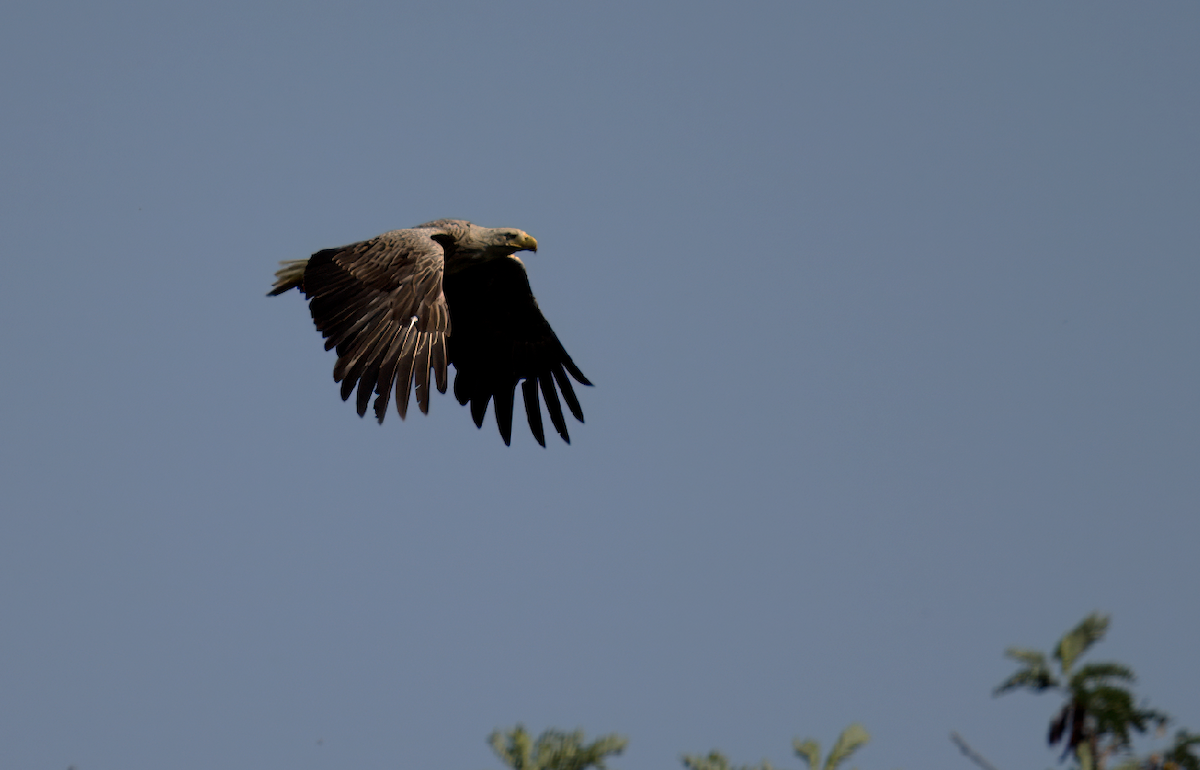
[951, 732, 1003, 770]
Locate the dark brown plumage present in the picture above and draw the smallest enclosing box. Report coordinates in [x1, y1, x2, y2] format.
[269, 219, 590, 446]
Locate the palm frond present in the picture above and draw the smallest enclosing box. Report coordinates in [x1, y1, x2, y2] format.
[1055, 614, 1110, 674]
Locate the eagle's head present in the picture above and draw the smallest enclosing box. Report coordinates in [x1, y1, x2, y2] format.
[488, 227, 538, 255]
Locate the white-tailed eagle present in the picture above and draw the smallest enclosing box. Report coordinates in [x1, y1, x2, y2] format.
[269, 220, 590, 446]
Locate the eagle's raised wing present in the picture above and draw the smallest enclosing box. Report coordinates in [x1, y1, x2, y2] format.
[443, 256, 591, 446]
[277, 229, 452, 421]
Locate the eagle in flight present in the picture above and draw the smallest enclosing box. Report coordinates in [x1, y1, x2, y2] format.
[269, 219, 590, 446]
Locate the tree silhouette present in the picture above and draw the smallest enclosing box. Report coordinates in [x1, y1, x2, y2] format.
[484, 615, 1196, 770]
[1112, 731, 1200, 770]
[488, 725, 627, 770]
[682, 723, 872, 770]
[995, 614, 1170, 770]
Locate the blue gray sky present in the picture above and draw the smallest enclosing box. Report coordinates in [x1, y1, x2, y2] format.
[2, 2, 1197, 769]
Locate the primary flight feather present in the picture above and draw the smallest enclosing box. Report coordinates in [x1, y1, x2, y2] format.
[269, 219, 591, 446]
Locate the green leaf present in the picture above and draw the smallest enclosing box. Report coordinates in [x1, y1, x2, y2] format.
[793, 739, 821, 770]
[994, 668, 1059, 695]
[1070, 662, 1135, 687]
[490, 725, 535, 770]
[1055, 614, 1109, 674]
[995, 648, 1059, 694]
[491, 726, 627, 770]
[1004, 647, 1050, 668]
[682, 751, 731, 770]
[681, 751, 773, 770]
[536, 729, 628, 770]
[825, 724, 870, 770]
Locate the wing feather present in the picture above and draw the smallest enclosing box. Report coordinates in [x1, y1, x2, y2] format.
[443, 256, 590, 446]
[372, 323, 409, 422]
[431, 336, 448, 394]
[551, 365, 584, 423]
[355, 323, 399, 417]
[494, 377, 516, 446]
[324, 297, 388, 353]
[412, 333, 433, 415]
[298, 230, 449, 422]
[522, 379, 546, 447]
[469, 389, 490, 428]
[539, 372, 569, 443]
[395, 332, 417, 420]
[336, 310, 391, 389]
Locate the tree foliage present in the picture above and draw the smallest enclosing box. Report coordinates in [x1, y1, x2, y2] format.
[682, 723, 872, 770]
[995, 614, 1173, 770]
[681, 749, 777, 770]
[798, 723, 871, 770]
[486, 615, 1194, 770]
[1111, 731, 1200, 770]
[488, 725, 627, 770]
[1160, 730, 1200, 770]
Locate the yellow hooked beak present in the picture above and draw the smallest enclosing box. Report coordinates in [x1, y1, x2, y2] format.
[515, 232, 538, 253]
